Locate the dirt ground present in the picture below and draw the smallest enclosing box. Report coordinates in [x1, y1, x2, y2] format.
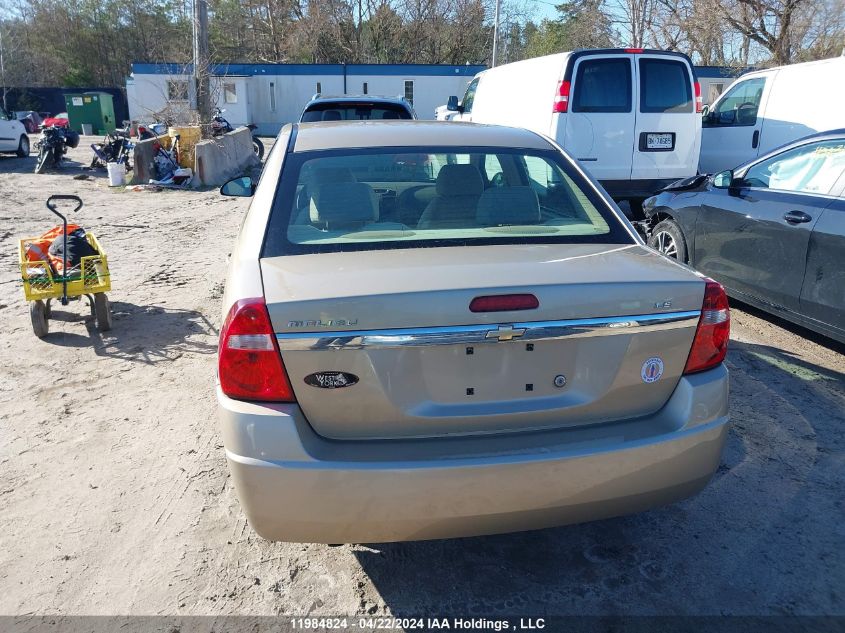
[0, 138, 843, 618]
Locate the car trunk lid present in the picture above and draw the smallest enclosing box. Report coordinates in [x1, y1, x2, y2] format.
[261, 244, 703, 440]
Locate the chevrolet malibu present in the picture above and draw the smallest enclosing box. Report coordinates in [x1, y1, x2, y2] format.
[217, 121, 730, 543]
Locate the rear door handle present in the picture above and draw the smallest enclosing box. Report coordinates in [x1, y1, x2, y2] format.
[784, 210, 812, 224]
[752, 130, 760, 149]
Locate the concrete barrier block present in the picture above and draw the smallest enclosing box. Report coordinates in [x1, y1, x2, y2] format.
[130, 137, 159, 185]
[194, 128, 259, 187]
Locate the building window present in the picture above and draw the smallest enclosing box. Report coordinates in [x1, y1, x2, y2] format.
[316, 82, 322, 94]
[269, 81, 276, 111]
[167, 80, 189, 102]
[224, 82, 238, 104]
[363, 82, 368, 95]
[404, 80, 414, 105]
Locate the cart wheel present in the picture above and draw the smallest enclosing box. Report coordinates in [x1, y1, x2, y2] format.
[94, 293, 112, 332]
[31, 300, 49, 338]
[45, 299, 52, 319]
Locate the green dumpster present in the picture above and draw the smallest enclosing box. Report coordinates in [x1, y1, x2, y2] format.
[64, 92, 116, 135]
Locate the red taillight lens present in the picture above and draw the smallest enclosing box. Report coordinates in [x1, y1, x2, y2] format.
[470, 294, 539, 312]
[553, 80, 571, 113]
[625, 48, 644, 53]
[684, 279, 730, 374]
[694, 81, 703, 113]
[218, 297, 295, 402]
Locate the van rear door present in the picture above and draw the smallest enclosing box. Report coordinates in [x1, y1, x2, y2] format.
[555, 53, 636, 182]
[631, 54, 700, 183]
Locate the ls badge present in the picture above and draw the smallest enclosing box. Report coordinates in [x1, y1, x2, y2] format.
[304, 372, 359, 389]
[641, 357, 664, 383]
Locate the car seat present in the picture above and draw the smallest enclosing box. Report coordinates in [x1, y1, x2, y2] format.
[416, 164, 484, 229]
[476, 186, 541, 226]
[322, 110, 342, 121]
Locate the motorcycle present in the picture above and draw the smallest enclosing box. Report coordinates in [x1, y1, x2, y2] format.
[90, 124, 135, 171]
[34, 125, 79, 174]
[137, 122, 168, 140]
[210, 108, 264, 160]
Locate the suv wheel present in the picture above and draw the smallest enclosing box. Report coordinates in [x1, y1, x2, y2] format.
[648, 218, 688, 263]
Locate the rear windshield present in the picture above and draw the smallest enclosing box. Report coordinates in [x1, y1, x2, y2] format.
[639, 59, 693, 113]
[261, 146, 634, 256]
[300, 103, 412, 122]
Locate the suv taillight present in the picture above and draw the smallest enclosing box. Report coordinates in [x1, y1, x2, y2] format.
[684, 279, 730, 374]
[553, 80, 571, 113]
[218, 298, 295, 402]
[694, 81, 703, 113]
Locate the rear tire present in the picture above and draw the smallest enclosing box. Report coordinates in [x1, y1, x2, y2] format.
[94, 293, 112, 332]
[31, 301, 49, 338]
[252, 136, 264, 160]
[16, 135, 30, 158]
[648, 218, 688, 263]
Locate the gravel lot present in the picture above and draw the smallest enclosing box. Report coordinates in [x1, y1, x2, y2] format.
[0, 139, 843, 618]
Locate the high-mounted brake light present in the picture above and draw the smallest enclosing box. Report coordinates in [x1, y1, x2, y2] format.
[683, 279, 730, 374]
[553, 80, 571, 113]
[625, 48, 644, 53]
[694, 81, 703, 113]
[470, 294, 539, 313]
[218, 297, 295, 401]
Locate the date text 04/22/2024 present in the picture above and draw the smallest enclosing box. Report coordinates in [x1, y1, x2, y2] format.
[289, 618, 547, 630]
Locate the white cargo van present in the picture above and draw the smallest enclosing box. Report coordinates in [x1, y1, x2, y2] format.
[699, 56, 845, 174]
[445, 49, 702, 205]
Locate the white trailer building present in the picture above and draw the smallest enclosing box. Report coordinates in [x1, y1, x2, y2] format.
[126, 62, 485, 135]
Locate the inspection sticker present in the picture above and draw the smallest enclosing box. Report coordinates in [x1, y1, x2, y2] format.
[641, 357, 665, 383]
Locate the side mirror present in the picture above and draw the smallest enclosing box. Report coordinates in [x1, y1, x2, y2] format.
[220, 176, 255, 197]
[712, 170, 736, 189]
[701, 104, 710, 117]
[446, 96, 459, 111]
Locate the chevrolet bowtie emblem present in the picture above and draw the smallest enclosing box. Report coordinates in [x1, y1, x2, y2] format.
[486, 325, 526, 341]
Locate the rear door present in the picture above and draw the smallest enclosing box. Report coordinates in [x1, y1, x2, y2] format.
[632, 55, 699, 182]
[564, 54, 635, 181]
[699, 73, 773, 174]
[799, 151, 845, 335]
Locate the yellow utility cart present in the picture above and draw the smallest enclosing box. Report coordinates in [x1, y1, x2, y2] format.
[19, 195, 112, 338]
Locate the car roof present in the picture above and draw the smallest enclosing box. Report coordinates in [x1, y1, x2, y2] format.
[292, 121, 553, 152]
[306, 95, 409, 105]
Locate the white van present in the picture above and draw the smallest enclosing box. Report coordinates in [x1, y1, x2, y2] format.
[445, 49, 702, 205]
[699, 56, 845, 174]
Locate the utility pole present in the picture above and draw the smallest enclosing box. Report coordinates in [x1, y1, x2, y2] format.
[0, 25, 8, 112]
[491, 0, 501, 67]
[192, 0, 211, 134]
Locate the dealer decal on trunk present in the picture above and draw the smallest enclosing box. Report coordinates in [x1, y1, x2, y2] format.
[641, 357, 664, 383]
[304, 372, 359, 389]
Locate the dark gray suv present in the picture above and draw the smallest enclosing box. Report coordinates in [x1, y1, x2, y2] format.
[299, 95, 416, 122]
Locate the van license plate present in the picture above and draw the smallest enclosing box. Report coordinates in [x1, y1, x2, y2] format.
[646, 133, 674, 150]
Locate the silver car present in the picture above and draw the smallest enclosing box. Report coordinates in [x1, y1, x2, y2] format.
[217, 121, 730, 543]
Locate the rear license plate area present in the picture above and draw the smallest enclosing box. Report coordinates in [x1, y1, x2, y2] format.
[640, 132, 675, 151]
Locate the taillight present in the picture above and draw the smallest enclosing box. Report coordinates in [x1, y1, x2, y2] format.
[553, 80, 571, 113]
[218, 297, 295, 402]
[684, 279, 729, 374]
[694, 81, 703, 113]
[470, 294, 539, 312]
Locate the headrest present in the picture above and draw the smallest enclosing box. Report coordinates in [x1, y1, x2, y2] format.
[322, 110, 342, 121]
[476, 186, 541, 226]
[310, 182, 378, 226]
[435, 164, 484, 196]
[381, 110, 401, 119]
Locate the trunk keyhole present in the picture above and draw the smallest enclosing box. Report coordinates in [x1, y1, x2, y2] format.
[525, 384, 534, 392]
[526, 344, 534, 351]
[466, 388, 474, 396]
[466, 347, 474, 355]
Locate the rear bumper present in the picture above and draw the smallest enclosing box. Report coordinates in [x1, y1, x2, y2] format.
[218, 365, 729, 543]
